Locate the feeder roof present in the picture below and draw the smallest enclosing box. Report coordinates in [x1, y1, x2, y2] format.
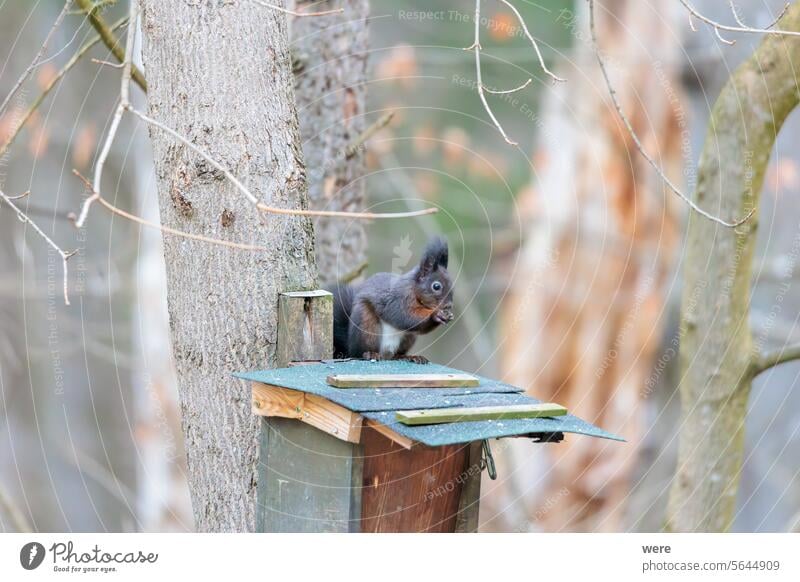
[236, 360, 623, 447]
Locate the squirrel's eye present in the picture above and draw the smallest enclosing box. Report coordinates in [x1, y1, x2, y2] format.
[431, 281, 442, 292]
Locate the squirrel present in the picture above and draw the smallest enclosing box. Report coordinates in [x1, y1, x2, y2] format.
[328, 236, 454, 364]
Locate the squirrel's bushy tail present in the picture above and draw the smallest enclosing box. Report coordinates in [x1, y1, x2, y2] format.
[327, 282, 355, 358]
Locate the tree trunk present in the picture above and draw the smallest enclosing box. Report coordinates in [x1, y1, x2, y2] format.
[140, 2, 316, 532]
[491, 0, 683, 531]
[666, 3, 800, 532]
[291, 0, 369, 278]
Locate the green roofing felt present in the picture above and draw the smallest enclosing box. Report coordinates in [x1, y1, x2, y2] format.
[235, 360, 521, 412]
[364, 392, 624, 447]
[236, 360, 624, 446]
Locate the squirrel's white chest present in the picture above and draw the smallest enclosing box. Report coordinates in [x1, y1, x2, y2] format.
[379, 321, 406, 356]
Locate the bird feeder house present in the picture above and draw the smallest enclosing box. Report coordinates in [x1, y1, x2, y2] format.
[236, 291, 621, 532]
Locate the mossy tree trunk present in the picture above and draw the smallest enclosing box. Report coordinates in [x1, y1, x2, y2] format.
[666, 3, 800, 532]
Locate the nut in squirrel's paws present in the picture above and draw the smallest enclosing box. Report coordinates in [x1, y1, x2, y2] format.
[433, 310, 454, 325]
[401, 355, 429, 365]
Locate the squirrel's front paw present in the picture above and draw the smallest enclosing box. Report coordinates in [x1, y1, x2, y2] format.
[400, 355, 429, 365]
[362, 351, 383, 361]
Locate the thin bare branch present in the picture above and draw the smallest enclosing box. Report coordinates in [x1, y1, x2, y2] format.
[74, 0, 147, 91]
[74, 98, 122, 228]
[0, 188, 76, 305]
[6, 191, 30, 201]
[483, 77, 532, 94]
[714, 25, 736, 45]
[345, 111, 395, 159]
[472, 0, 517, 145]
[496, 0, 565, 83]
[680, 0, 800, 38]
[73, 170, 268, 251]
[0, 17, 129, 159]
[752, 342, 800, 377]
[587, 0, 754, 228]
[732, 1, 790, 30]
[75, 3, 136, 229]
[0, 0, 72, 116]
[250, 0, 344, 17]
[119, 1, 136, 107]
[91, 57, 125, 68]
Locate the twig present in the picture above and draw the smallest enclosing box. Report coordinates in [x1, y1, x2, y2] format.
[752, 342, 800, 377]
[250, 0, 344, 17]
[587, 0, 754, 228]
[714, 26, 736, 46]
[0, 0, 72, 117]
[0, 17, 129, 159]
[74, 0, 147, 91]
[680, 0, 800, 38]
[92, 57, 125, 68]
[345, 111, 395, 159]
[73, 170, 268, 251]
[74, 98, 121, 227]
[6, 191, 30, 201]
[75, 2, 136, 229]
[471, 0, 518, 145]
[0, 188, 76, 305]
[483, 78, 532, 94]
[496, 0, 565, 83]
[730, 1, 790, 30]
[465, 0, 564, 144]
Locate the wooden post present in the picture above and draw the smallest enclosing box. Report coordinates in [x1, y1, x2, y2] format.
[257, 290, 364, 532]
[276, 290, 334, 365]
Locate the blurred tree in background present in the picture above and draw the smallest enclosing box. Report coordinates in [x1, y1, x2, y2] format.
[497, 0, 683, 532]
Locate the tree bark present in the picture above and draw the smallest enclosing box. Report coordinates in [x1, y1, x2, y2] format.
[666, 3, 800, 532]
[140, 2, 316, 532]
[492, 0, 683, 532]
[292, 0, 369, 278]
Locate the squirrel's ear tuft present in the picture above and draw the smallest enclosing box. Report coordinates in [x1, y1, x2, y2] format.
[418, 236, 448, 277]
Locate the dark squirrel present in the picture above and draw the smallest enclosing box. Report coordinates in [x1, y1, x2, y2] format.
[328, 237, 454, 363]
